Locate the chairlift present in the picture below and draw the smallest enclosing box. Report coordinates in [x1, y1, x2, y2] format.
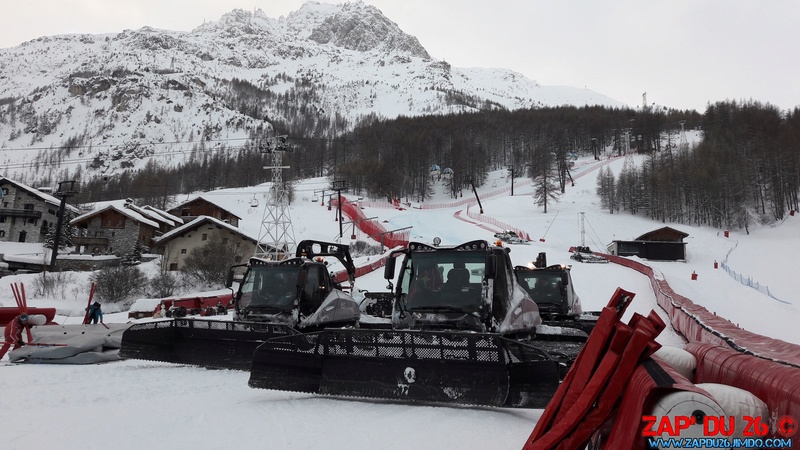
[312, 194, 319, 202]
[492, 181, 497, 188]
[250, 194, 259, 208]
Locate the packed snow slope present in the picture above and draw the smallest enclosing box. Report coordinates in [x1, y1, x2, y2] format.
[1, 154, 798, 450]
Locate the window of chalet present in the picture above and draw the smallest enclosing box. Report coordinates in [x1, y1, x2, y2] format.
[169, 263, 178, 271]
[1, 188, 7, 196]
[180, 249, 187, 255]
[100, 214, 125, 228]
[202, 233, 208, 241]
[181, 208, 190, 216]
[0, 216, 5, 223]
[24, 203, 34, 210]
[48, 209, 56, 215]
[0, 230, 5, 237]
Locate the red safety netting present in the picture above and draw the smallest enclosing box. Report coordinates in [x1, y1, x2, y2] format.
[332, 196, 410, 250]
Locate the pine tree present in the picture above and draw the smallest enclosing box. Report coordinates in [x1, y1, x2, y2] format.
[531, 148, 562, 213]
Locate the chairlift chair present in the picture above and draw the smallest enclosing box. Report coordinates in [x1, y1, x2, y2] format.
[250, 194, 259, 208]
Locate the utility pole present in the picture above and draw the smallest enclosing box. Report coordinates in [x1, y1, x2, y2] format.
[330, 180, 348, 240]
[50, 180, 79, 270]
[508, 166, 515, 196]
[256, 135, 296, 260]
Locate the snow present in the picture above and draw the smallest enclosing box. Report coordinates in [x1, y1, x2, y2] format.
[1, 154, 798, 449]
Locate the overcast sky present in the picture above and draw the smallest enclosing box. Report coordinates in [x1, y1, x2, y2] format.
[2, 1, 798, 112]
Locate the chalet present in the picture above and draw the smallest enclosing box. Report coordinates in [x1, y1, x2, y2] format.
[166, 196, 241, 227]
[607, 226, 689, 261]
[70, 200, 171, 255]
[0, 177, 80, 243]
[123, 203, 184, 235]
[153, 216, 258, 271]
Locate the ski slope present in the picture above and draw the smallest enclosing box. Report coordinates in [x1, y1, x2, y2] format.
[1, 155, 798, 450]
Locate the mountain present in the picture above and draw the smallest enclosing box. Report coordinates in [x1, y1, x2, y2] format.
[0, 1, 625, 182]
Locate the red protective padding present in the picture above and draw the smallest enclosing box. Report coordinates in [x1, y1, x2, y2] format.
[600, 357, 714, 449]
[0, 307, 57, 326]
[524, 324, 630, 449]
[687, 342, 800, 445]
[524, 309, 664, 450]
[602, 253, 800, 367]
[529, 288, 635, 441]
[559, 326, 661, 449]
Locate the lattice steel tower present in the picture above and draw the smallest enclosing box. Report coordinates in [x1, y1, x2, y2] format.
[255, 135, 296, 260]
[678, 120, 689, 153]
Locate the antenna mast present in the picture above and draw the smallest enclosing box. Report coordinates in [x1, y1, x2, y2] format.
[255, 135, 296, 260]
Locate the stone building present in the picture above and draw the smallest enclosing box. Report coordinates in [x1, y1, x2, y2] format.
[70, 200, 173, 255]
[153, 215, 258, 271]
[0, 177, 80, 243]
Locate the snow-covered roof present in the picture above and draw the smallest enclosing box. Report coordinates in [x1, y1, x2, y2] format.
[153, 215, 258, 244]
[168, 195, 242, 220]
[70, 202, 161, 229]
[0, 177, 80, 214]
[123, 203, 182, 228]
[142, 205, 184, 226]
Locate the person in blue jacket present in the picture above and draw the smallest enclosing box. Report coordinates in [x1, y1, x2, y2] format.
[86, 302, 103, 324]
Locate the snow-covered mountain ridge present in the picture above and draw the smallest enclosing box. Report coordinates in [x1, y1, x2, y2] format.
[0, 1, 625, 180]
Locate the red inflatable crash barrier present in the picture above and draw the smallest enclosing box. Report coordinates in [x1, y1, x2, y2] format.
[0, 307, 57, 326]
[602, 252, 800, 367]
[524, 288, 667, 449]
[600, 357, 718, 449]
[598, 252, 800, 446]
[687, 342, 800, 444]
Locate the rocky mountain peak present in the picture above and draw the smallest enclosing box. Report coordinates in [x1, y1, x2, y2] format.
[0, 1, 625, 182]
[308, 1, 429, 58]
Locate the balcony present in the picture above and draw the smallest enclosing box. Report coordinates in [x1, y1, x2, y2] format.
[71, 236, 109, 246]
[0, 208, 43, 219]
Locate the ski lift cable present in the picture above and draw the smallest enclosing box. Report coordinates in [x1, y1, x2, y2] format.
[584, 215, 609, 250]
[540, 210, 560, 240]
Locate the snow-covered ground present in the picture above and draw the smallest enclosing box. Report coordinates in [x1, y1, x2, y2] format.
[1, 154, 798, 450]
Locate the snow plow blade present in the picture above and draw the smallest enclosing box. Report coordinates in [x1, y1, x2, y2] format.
[120, 319, 296, 370]
[248, 329, 560, 408]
